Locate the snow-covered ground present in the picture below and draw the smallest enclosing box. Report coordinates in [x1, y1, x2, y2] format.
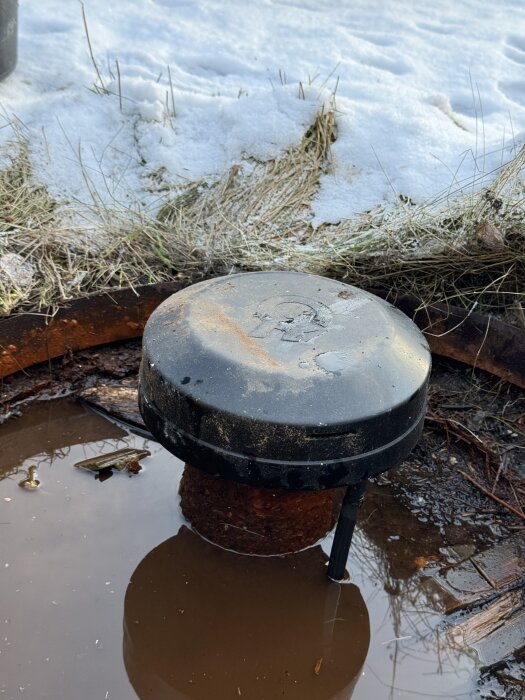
[1, 0, 524, 225]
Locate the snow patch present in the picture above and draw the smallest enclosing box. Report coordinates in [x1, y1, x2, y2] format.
[0, 0, 523, 224]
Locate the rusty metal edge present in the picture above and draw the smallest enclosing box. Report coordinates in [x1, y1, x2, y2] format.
[1, 281, 524, 389]
[0, 282, 184, 380]
[376, 293, 525, 389]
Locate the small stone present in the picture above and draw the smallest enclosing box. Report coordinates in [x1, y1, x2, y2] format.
[475, 220, 505, 249]
[0, 253, 35, 287]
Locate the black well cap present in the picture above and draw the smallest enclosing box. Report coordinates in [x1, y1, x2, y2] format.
[139, 271, 430, 490]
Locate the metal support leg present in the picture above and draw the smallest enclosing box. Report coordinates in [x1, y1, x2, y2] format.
[327, 478, 368, 581]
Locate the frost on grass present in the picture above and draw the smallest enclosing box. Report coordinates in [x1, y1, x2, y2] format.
[150, 107, 525, 325]
[155, 105, 338, 271]
[0, 136, 173, 315]
[0, 108, 524, 323]
[0, 142, 54, 313]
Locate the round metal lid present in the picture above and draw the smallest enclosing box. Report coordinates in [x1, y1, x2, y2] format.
[139, 271, 431, 489]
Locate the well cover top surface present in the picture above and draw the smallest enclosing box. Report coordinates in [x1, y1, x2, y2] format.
[142, 271, 430, 429]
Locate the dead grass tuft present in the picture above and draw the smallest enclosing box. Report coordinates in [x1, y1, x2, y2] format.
[153, 105, 337, 275]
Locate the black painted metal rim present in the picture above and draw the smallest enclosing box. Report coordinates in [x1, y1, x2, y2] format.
[139, 390, 426, 490]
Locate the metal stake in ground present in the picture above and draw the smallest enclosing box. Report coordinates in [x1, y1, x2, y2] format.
[328, 479, 368, 580]
[139, 271, 431, 579]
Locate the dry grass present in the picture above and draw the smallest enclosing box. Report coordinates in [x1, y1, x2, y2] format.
[148, 104, 525, 323]
[0, 139, 173, 315]
[153, 105, 337, 274]
[0, 104, 524, 323]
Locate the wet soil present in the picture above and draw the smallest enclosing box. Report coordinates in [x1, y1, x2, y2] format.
[0, 341, 143, 424]
[384, 358, 524, 549]
[1, 397, 488, 700]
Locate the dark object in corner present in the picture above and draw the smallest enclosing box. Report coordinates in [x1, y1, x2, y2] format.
[0, 1, 17, 82]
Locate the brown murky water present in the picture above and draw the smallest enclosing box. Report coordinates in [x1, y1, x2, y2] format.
[1, 399, 478, 699]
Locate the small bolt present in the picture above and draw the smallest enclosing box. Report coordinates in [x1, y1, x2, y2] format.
[18, 466, 40, 490]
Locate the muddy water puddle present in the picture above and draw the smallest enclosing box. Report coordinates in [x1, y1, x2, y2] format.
[1, 398, 479, 699]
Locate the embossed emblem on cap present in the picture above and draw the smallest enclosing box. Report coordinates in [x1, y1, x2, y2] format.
[250, 295, 332, 342]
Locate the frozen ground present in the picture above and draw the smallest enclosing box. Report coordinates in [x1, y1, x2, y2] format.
[0, 0, 524, 225]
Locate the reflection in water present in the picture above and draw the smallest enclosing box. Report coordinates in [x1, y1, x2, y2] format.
[0, 398, 478, 699]
[353, 486, 477, 699]
[124, 528, 370, 700]
[0, 399, 126, 480]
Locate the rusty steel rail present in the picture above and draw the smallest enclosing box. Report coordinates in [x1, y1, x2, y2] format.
[1, 282, 524, 388]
